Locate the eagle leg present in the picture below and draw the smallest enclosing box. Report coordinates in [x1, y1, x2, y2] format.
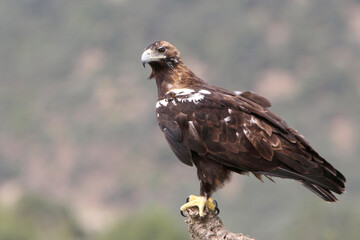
[180, 154, 225, 217]
[180, 195, 218, 217]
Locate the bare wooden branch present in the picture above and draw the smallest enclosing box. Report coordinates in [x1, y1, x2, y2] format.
[183, 207, 255, 240]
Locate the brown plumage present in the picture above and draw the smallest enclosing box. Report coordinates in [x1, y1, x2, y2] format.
[141, 40, 346, 204]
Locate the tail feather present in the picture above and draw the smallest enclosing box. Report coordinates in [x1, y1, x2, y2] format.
[300, 181, 338, 202]
[261, 166, 345, 202]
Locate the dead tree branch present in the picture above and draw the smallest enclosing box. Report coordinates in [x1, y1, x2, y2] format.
[183, 207, 255, 240]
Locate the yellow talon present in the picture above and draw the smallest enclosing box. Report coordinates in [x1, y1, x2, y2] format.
[206, 197, 216, 211]
[180, 195, 217, 217]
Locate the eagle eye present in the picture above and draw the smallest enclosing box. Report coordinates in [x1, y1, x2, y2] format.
[157, 47, 166, 53]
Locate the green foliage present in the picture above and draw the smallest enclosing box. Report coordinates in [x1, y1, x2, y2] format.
[0, 207, 36, 240]
[97, 208, 187, 240]
[281, 200, 360, 240]
[0, 195, 85, 240]
[15, 195, 85, 240]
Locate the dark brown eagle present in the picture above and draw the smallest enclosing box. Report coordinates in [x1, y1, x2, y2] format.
[141, 41, 346, 217]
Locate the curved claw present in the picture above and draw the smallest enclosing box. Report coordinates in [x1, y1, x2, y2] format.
[180, 196, 191, 217]
[214, 206, 220, 215]
[212, 199, 220, 215]
[180, 210, 186, 217]
[213, 199, 218, 208]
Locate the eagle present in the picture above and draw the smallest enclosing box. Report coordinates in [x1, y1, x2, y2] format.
[141, 41, 346, 217]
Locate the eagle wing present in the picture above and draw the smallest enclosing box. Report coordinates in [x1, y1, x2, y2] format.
[157, 88, 345, 200]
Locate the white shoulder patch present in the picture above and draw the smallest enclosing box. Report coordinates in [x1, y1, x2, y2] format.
[169, 88, 195, 96]
[185, 92, 205, 103]
[234, 91, 243, 95]
[199, 89, 211, 95]
[167, 88, 209, 104]
[156, 99, 169, 108]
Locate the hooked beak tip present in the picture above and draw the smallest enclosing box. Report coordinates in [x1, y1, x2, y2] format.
[141, 49, 152, 68]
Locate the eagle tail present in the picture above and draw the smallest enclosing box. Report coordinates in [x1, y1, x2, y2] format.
[261, 166, 345, 202]
[299, 181, 338, 202]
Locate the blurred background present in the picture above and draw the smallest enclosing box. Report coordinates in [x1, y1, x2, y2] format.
[1, 0, 360, 239]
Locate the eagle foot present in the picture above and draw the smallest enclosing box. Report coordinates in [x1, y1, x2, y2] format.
[180, 195, 219, 217]
[213, 199, 220, 215]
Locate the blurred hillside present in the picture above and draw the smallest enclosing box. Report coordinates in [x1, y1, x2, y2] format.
[0, 0, 360, 239]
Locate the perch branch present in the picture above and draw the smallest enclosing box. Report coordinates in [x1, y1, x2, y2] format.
[183, 207, 255, 240]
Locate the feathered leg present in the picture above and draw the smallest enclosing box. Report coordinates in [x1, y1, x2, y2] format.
[180, 154, 229, 217]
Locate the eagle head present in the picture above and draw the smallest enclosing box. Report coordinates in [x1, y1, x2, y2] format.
[141, 41, 182, 68]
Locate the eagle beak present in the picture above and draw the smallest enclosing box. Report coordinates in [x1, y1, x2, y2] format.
[141, 49, 152, 68]
[141, 48, 166, 67]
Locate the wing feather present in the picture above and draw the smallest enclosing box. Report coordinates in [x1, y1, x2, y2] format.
[242, 116, 274, 161]
[161, 120, 193, 166]
[156, 86, 345, 201]
[237, 91, 272, 108]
